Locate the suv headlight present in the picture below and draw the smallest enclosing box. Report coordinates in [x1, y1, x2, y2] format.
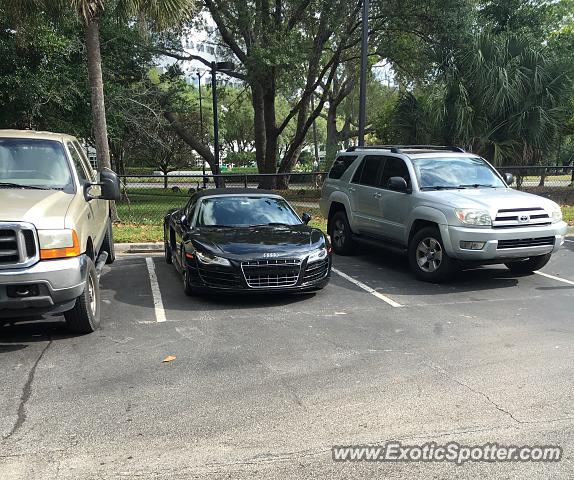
[454, 208, 492, 226]
[550, 204, 563, 223]
[38, 229, 81, 260]
[308, 247, 328, 264]
[195, 251, 231, 267]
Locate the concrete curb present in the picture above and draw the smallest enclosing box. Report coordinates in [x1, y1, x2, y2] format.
[116, 242, 163, 254]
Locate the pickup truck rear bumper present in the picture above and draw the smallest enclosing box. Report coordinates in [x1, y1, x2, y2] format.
[441, 221, 568, 261]
[0, 255, 87, 318]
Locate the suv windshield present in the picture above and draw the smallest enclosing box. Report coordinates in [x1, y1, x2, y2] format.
[412, 156, 506, 190]
[0, 138, 73, 190]
[196, 196, 302, 227]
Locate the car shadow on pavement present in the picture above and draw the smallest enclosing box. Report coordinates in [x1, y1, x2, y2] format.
[335, 244, 524, 296]
[0, 318, 75, 344]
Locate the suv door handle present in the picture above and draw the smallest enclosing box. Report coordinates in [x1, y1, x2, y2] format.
[373, 193, 382, 198]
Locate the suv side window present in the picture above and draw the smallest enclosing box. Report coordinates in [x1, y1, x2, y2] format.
[380, 156, 411, 189]
[67, 142, 89, 182]
[352, 155, 384, 186]
[328, 155, 357, 179]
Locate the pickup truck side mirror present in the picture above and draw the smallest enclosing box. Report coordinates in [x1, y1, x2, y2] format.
[85, 170, 121, 201]
[504, 172, 514, 185]
[388, 176, 409, 193]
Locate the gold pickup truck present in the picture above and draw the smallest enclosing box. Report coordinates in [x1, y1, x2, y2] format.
[0, 130, 120, 333]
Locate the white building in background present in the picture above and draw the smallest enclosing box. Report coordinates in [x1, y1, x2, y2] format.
[157, 11, 241, 88]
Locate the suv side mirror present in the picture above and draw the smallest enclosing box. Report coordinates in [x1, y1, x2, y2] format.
[301, 212, 312, 224]
[388, 176, 409, 193]
[504, 172, 514, 185]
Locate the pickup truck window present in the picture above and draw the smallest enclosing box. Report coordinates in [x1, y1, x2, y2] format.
[0, 138, 73, 190]
[68, 142, 89, 181]
[412, 156, 506, 190]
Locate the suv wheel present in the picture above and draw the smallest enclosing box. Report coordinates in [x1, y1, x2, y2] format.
[505, 253, 552, 274]
[330, 211, 355, 255]
[409, 227, 457, 282]
[101, 219, 115, 264]
[64, 258, 101, 334]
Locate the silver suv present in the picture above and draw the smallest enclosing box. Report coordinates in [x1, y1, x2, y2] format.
[320, 145, 568, 281]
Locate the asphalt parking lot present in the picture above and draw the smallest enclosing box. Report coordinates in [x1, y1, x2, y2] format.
[1, 239, 574, 479]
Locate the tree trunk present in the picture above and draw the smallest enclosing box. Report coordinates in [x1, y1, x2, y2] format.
[261, 81, 278, 189]
[325, 106, 339, 170]
[251, 84, 266, 174]
[85, 18, 111, 172]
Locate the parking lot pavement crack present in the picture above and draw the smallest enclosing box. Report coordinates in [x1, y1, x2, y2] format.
[422, 361, 523, 425]
[3, 338, 53, 441]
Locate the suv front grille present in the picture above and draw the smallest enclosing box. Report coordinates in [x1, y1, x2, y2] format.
[493, 208, 551, 228]
[0, 223, 38, 268]
[241, 259, 302, 288]
[497, 237, 555, 249]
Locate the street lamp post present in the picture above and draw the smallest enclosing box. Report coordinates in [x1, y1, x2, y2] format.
[358, 0, 370, 147]
[210, 61, 235, 187]
[197, 71, 207, 189]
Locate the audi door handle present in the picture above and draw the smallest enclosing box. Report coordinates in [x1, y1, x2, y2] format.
[349, 187, 356, 193]
[373, 193, 382, 198]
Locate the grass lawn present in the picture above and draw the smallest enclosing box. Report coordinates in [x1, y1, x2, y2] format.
[563, 205, 574, 226]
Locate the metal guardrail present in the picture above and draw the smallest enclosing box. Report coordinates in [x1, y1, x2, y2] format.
[115, 168, 573, 225]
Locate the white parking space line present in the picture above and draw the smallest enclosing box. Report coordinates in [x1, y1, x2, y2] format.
[146, 257, 167, 323]
[534, 270, 574, 286]
[332, 267, 403, 308]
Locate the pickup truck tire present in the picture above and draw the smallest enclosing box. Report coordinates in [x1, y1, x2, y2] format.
[64, 258, 101, 334]
[101, 219, 115, 264]
[409, 226, 457, 282]
[505, 253, 552, 274]
[329, 211, 355, 255]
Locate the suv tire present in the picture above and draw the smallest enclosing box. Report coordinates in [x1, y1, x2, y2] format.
[64, 258, 101, 334]
[505, 253, 552, 274]
[101, 218, 115, 264]
[409, 226, 457, 282]
[330, 211, 355, 255]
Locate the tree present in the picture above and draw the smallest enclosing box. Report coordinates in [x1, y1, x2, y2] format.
[3, 0, 194, 172]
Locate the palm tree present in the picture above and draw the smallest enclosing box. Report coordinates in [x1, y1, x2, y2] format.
[5, 0, 194, 171]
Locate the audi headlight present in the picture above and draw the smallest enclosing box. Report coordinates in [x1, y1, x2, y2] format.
[454, 208, 492, 226]
[195, 251, 231, 267]
[307, 247, 328, 264]
[550, 204, 563, 223]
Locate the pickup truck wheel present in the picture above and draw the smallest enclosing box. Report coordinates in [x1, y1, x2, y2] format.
[409, 227, 457, 282]
[505, 253, 552, 274]
[329, 211, 355, 255]
[101, 219, 115, 264]
[64, 258, 101, 334]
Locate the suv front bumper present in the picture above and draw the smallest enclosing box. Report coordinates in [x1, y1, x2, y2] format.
[441, 221, 568, 261]
[0, 255, 87, 318]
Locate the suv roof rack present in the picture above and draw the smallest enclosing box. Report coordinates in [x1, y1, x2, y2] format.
[346, 145, 466, 153]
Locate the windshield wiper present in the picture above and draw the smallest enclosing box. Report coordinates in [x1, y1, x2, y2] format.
[420, 185, 465, 191]
[251, 222, 292, 227]
[0, 182, 48, 190]
[458, 184, 497, 189]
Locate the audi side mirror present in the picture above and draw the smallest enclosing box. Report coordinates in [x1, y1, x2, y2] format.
[301, 212, 312, 225]
[504, 173, 515, 185]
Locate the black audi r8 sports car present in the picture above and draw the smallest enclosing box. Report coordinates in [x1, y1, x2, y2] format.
[163, 189, 332, 295]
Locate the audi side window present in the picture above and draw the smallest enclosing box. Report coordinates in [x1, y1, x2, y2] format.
[380, 157, 411, 189]
[357, 156, 384, 187]
[328, 155, 357, 179]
